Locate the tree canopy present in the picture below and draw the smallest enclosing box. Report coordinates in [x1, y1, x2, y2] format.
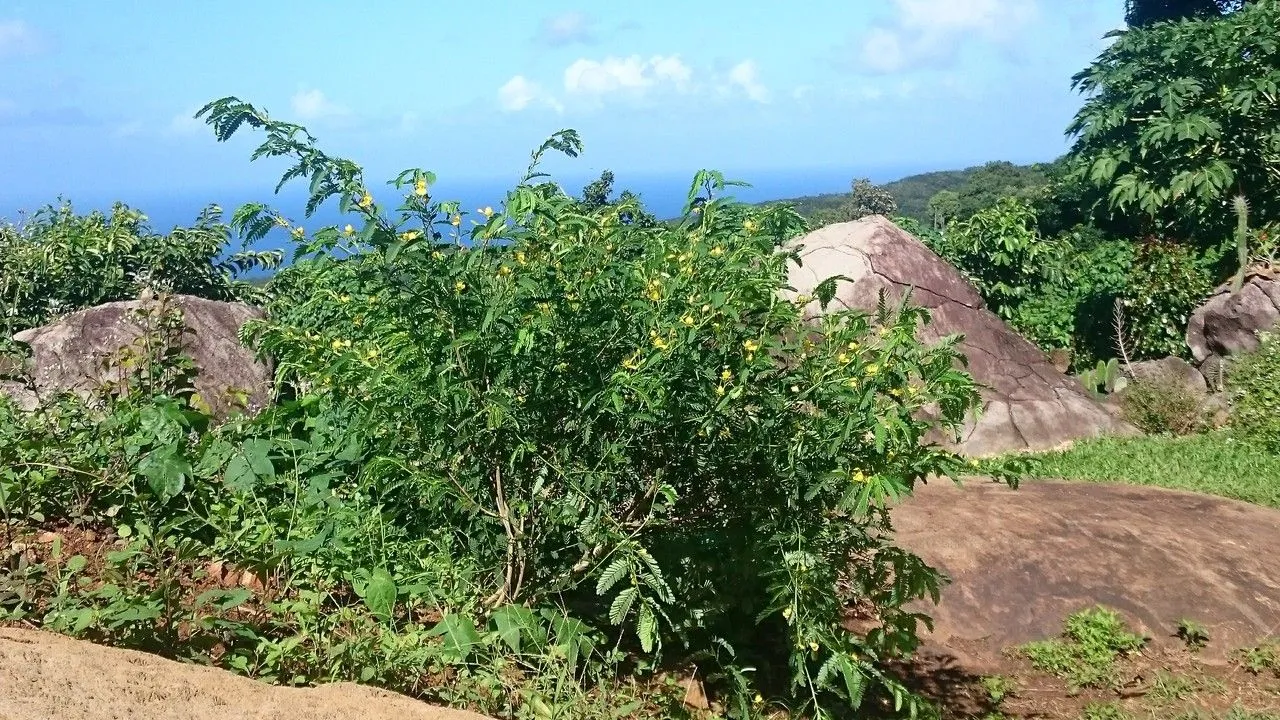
[1124, 0, 1253, 26]
[1067, 0, 1280, 240]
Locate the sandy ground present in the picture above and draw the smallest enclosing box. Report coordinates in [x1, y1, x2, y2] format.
[0, 627, 491, 720]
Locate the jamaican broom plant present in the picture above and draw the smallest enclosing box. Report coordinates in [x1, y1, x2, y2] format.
[191, 96, 995, 718]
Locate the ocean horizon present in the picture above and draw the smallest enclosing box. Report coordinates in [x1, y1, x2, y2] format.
[0, 163, 946, 276]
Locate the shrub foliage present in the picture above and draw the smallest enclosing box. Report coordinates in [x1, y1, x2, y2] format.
[0, 201, 280, 337]
[0, 96, 1002, 719]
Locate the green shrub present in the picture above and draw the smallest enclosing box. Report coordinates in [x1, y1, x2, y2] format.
[1120, 373, 1204, 436]
[2, 96, 1006, 719]
[0, 201, 281, 337]
[1120, 237, 1216, 360]
[1229, 329, 1280, 451]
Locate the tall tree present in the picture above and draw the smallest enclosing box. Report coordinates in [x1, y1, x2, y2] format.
[1067, 1, 1280, 240]
[1124, 0, 1252, 26]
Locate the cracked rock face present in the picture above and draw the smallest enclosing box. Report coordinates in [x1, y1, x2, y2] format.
[784, 215, 1137, 456]
[6, 295, 272, 420]
[1186, 276, 1280, 363]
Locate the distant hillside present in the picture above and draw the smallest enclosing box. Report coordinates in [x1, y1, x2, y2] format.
[764, 159, 1062, 225]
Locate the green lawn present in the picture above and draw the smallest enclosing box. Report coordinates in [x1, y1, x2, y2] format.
[986, 431, 1280, 509]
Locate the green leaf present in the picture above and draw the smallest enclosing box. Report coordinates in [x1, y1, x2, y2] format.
[595, 557, 630, 596]
[490, 604, 545, 654]
[636, 603, 658, 654]
[138, 443, 190, 501]
[427, 613, 483, 660]
[363, 568, 397, 619]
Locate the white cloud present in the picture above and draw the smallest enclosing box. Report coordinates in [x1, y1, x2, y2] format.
[563, 54, 693, 97]
[537, 11, 595, 47]
[857, 0, 1039, 73]
[0, 19, 41, 58]
[499, 75, 541, 112]
[727, 60, 770, 104]
[290, 88, 348, 121]
[497, 55, 766, 113]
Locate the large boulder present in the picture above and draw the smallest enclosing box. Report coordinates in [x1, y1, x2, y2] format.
[1186, 275, 1280, 363]
[5, 294, 272, 419]
[785, 216, 1136, 456]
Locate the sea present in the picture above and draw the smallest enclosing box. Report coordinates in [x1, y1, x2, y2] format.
[0, 164, 934, 278]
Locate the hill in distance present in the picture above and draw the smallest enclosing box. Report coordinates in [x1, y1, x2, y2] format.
[763, 159, 1062, 225]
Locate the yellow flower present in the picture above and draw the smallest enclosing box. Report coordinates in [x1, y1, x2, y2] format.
[782, 607, 793, 619]
[291, 226, 305, 239]
[838, 352, 850, 364]
[790, 385, 799, 393]
[878, 326, 890, 337]
[331, 339, 344, 351]
[702, 303, 711, 314]
[431, 251, 443, 260]
[809, 641, 820, 653]
[358, 192, 373, 209]
[847, 341, 860, 351]
[852, 470, 867, 484]
[908, 385, 919, 396]
[865, 364, 879, 376]
[743, 339, 760, 353]
[753, 694, 764, 706]
[537, 302, 551, 313]
[652, 336, 670, 350]
[744, 219, 758, 232]
[623, 355, 641, 370]
[710, 245, 725, 257]
[338, 294, 350, 303]
[414, 179, 428, 197]
[647, 289, 662, 302]
[681, 314, 695, 326]
[889, 387, 903, 398]
[480, 206, 494, 218]
[721, 368, 732, 381]
[455, 281, 466, 292]
[715, 384, 726, 396]
[275, 215, 291, 228]
[450, 214, 461, 227]
[498, 265, 512, 276]
[515, 251, 527, 265]
[399, 230, 421, 241]
[343, 224, 355, 236]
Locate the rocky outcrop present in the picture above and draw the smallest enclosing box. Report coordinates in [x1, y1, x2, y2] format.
[1186, 275, 1280, 363]
[784, 216, 1137, 456]
[1125, 356, 1207, 395]
[0, 627, 490, 720]
[893, 481, 1280, 668]
[5, 295, 272, 419]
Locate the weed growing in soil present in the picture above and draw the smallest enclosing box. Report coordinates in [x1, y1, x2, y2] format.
[1017, 606, 1146, 691]
[1236, 643, 1280, 676]
[1177, 619, 1211, 651]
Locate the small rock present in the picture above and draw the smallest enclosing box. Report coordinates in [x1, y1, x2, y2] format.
[238, 568, 266, 593]
[205, 560, 227, 584]
[678, 675, 710, 710]
[83, 530, 98, 543]
[1126, 357, 1207, 395]
[37, 532, 60, 544]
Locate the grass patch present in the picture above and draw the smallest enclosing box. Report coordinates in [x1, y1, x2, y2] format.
[1017, 606, 1146, 691]
[986, 432, 1280, 509]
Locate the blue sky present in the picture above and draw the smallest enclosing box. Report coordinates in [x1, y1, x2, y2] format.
[0, 1, 1125, 216]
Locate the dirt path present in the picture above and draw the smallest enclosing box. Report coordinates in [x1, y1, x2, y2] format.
[0, 627, 490, 720]
[893, 479, 1280, 670]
